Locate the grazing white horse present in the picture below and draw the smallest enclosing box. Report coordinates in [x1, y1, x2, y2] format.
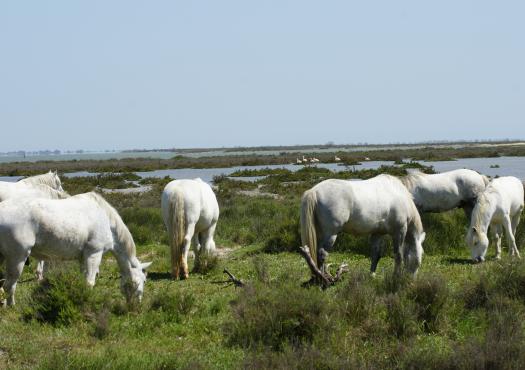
[161, 178, 219, 280]
[401, 169, 489, 220]
[466, 176, 524, 262]
[0, 192, 151, 306]
[301, 175, 426, 276]
[1, 173, 69, 281]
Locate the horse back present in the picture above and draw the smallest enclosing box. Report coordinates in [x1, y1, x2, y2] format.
[162, 179, 219, 228]
[313, 177, 415, 235]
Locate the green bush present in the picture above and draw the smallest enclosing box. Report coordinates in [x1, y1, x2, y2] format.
[407, 273, 450, 333]
[193, 252, 220, 275]
[120, 207, 167, 245]
[336, 269, 378, 325]
[24, 266, 95, 326]
[384, 293, 418, 338]
[149, 290, 196, 323]
[226, 282, 330, 351]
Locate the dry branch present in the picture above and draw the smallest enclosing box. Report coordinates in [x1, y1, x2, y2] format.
[212, 269, 245, 288]
[299, 245, 348, 288]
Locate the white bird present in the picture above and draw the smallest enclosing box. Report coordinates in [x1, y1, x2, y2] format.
[296, 158, 303, 164]
[334, 156, 341, 162]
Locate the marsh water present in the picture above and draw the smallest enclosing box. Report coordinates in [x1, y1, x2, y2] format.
[0, 157, 523, 184]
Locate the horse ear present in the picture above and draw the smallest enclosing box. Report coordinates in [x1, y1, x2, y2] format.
[140, 262, 152, 270]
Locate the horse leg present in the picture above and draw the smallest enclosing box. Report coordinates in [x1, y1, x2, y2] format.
[36, 260, 45, 281]
[370, 234, 383, 276]
[181, 223, 196, 279]
[510, 210, 522, 256]
[392, 225, 408, 277]
[511, 210, 522, 240]
[4, 254, 28, 306]
[319, 234, 337, 273]
[463, 203, 474, 223]
[503, 215, 520, 258]
[193, 233, 201, 256]
[83, 250, 103, 287]
[200, 223, 217, 256]
[491, 225, 503, 260]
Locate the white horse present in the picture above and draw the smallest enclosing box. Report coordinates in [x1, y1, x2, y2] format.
[18, 170, 64, 192]
[0, 192, 151, 306]
[161, 178, 219, 280]
[466, 176, 524, 263]
[0, 171, 64, 202]
[301, 174, 426, 276]
[1, 173, 69, 281]
[401, 169, 489, 220]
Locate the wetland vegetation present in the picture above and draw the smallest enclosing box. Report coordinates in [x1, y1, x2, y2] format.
[1, 147, 525, 369]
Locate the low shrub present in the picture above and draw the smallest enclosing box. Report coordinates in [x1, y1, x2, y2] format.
[120, 207, 167, 245]
[336, 269, 377, 325]
[226, 282, 330, 351]
[23, 266, 95, 326]
[149, 290, 196, 323]
[384, 293, 418, 338]
[407, 273, 449, 333]
[193, 252, 220, 275]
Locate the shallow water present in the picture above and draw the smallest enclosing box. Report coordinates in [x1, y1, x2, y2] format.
[0, 157, 523, 184]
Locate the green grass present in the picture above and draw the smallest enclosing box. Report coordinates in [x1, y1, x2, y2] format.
[3, 247, 525, 369]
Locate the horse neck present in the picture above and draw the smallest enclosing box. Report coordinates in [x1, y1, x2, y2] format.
[85, 192, 138, 274]
[31, 184, 68, 199]
[20, 173, 58, 189]
[408, 210, 424, 238]
[109, 228, 138, 278]
[101, 205, 138, 274]
[471, 193, 497, 233]
[401, 173, 424, 192]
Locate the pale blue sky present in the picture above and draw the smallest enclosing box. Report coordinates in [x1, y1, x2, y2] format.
[1, 1, 524, 151]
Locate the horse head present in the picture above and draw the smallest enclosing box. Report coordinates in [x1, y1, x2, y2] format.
[121, 261, 152, 303]
[50, 170, 64, 192]
[406, 231, 426, 275]
[466, 226, 489, 263]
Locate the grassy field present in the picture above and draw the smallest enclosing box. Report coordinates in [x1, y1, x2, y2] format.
[1, 164, 525, 369]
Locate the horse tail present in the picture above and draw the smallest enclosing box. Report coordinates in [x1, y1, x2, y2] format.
[167, 191, 186, 278]
[301, 189, 318, 266]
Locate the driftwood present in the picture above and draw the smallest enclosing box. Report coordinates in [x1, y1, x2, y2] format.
[299, 245, 349, 288]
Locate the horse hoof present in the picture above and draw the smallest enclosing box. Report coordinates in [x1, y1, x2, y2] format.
[370, 272, 376, 278]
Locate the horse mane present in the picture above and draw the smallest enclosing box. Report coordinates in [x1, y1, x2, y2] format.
[30, 184, 70, 199]
[379, 174, 424, 234]
[470, 184, 499, 231]
[82, 192, 137, 259]
[399, 171, 426, 190]
[19, 172, 60, 189]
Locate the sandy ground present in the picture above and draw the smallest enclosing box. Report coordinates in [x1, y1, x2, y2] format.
[238, 185, 282, 199]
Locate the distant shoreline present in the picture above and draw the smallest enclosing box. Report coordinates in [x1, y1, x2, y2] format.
[2, 139, 525, 158]
[1, 141, 525, 176]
